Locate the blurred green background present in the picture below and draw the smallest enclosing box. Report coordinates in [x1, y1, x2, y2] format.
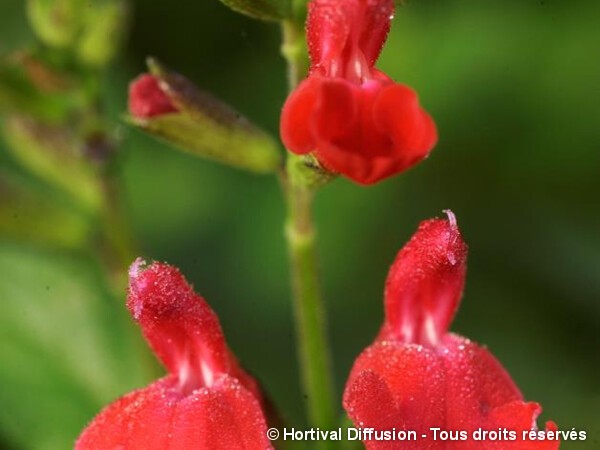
[0, 0, 599, 449]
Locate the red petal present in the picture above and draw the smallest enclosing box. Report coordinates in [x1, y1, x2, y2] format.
[380, 213, 467, 346]
[441, 335, 522, 429]
[307, 0, 351, 71]
[170, 376, 272, 449]
[357, 0, 396, 66]
[373, 83, 438, 164]
[292, 77, 437, 185]
[344, 336, 559, 450]
[280, 77, 320, 154]
[76, 376, 272, 450]
[344, 370, 421, 450]
[344, 342, 445, 445]
[310, 78, 397, 184]
[127, 259, 259, 398]
[311, 78, 359, 145]
[76, 377, 176, 450]
[307, 0, 394, 72]
[128, 74, 178, 118]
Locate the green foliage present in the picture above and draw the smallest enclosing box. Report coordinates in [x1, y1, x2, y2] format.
[76, 0, 129, 68]
[0, 62, 77, 123]
[26, 0, 84, 48]
[27, 0, 128, 68]
[2, 116, 103, 213]
[0, 171, 92, 248]
[0, 245, 153, 450]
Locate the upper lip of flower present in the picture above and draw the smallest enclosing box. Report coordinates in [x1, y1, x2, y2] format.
[309, 0, 394, 84]
[127, 258, 240, 395]
[381, 211, 468, 346]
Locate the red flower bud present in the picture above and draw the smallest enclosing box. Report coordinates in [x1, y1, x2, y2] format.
[343, 212, 559, 449]
[76, 259, 272, 450]
[128, 74, 178, 118]
[280, 0, 437, 185]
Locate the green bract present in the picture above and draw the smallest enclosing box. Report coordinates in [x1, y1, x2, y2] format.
[129, 59, 282, 174]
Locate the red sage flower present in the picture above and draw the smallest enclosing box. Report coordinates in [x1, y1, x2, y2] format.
[280, 0, 437, 185]
[76, 259, 272, 450]
[343, 212, 560, 449]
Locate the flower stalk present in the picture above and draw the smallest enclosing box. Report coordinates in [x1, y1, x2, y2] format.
[282, 15, 337, 440]
[284, 180, 336, 434]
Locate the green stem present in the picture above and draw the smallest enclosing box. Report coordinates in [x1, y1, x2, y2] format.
[281, 19, 309, 92]
[285, 179, 336, 434]
[281, 16, 337, 442]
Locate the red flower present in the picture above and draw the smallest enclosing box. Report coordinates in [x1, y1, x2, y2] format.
[129, 74, 178, 118]
[343, 212, 559, 449]
[76, 259, 272, 450]
[280, 0, 437, 185]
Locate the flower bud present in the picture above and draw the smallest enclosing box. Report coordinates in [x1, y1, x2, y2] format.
[127, 59, 282, 174]
[129, 74, 178, 118]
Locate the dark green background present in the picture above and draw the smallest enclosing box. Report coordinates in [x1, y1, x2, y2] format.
[0, 1, 598, 449]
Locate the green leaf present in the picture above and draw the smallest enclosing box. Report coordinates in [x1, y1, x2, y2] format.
[0, 245, 155, 450]
[129, 59, 282, 174]
[217, 0, 291, 21]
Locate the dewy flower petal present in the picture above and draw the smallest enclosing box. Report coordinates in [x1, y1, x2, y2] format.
[380, 211, 467, 346]
[343, 212, 559, 449]
[128, 74, 178, 118]
[76, 259, 272, 450]
[280, 0, 437, 185]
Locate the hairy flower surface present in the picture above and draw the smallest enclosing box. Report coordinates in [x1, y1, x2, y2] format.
[76, 259, 272, 450]
[280, 0, 437, 184]
[129, 74, 178, 118]
[343, 212, 559, 449]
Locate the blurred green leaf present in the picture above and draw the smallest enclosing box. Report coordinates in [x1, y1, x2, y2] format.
[76, 0, 129, 68]
[217, 0, 291, 21]
[0, 62, 77, 123]
[0, 170, 92, 248]
[2, 115, 103, 213]
[0, 244, 153, 450]
[128, 59, 282, 174]
[26, 0, 129, 69]
[26, 0, 84, 48]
